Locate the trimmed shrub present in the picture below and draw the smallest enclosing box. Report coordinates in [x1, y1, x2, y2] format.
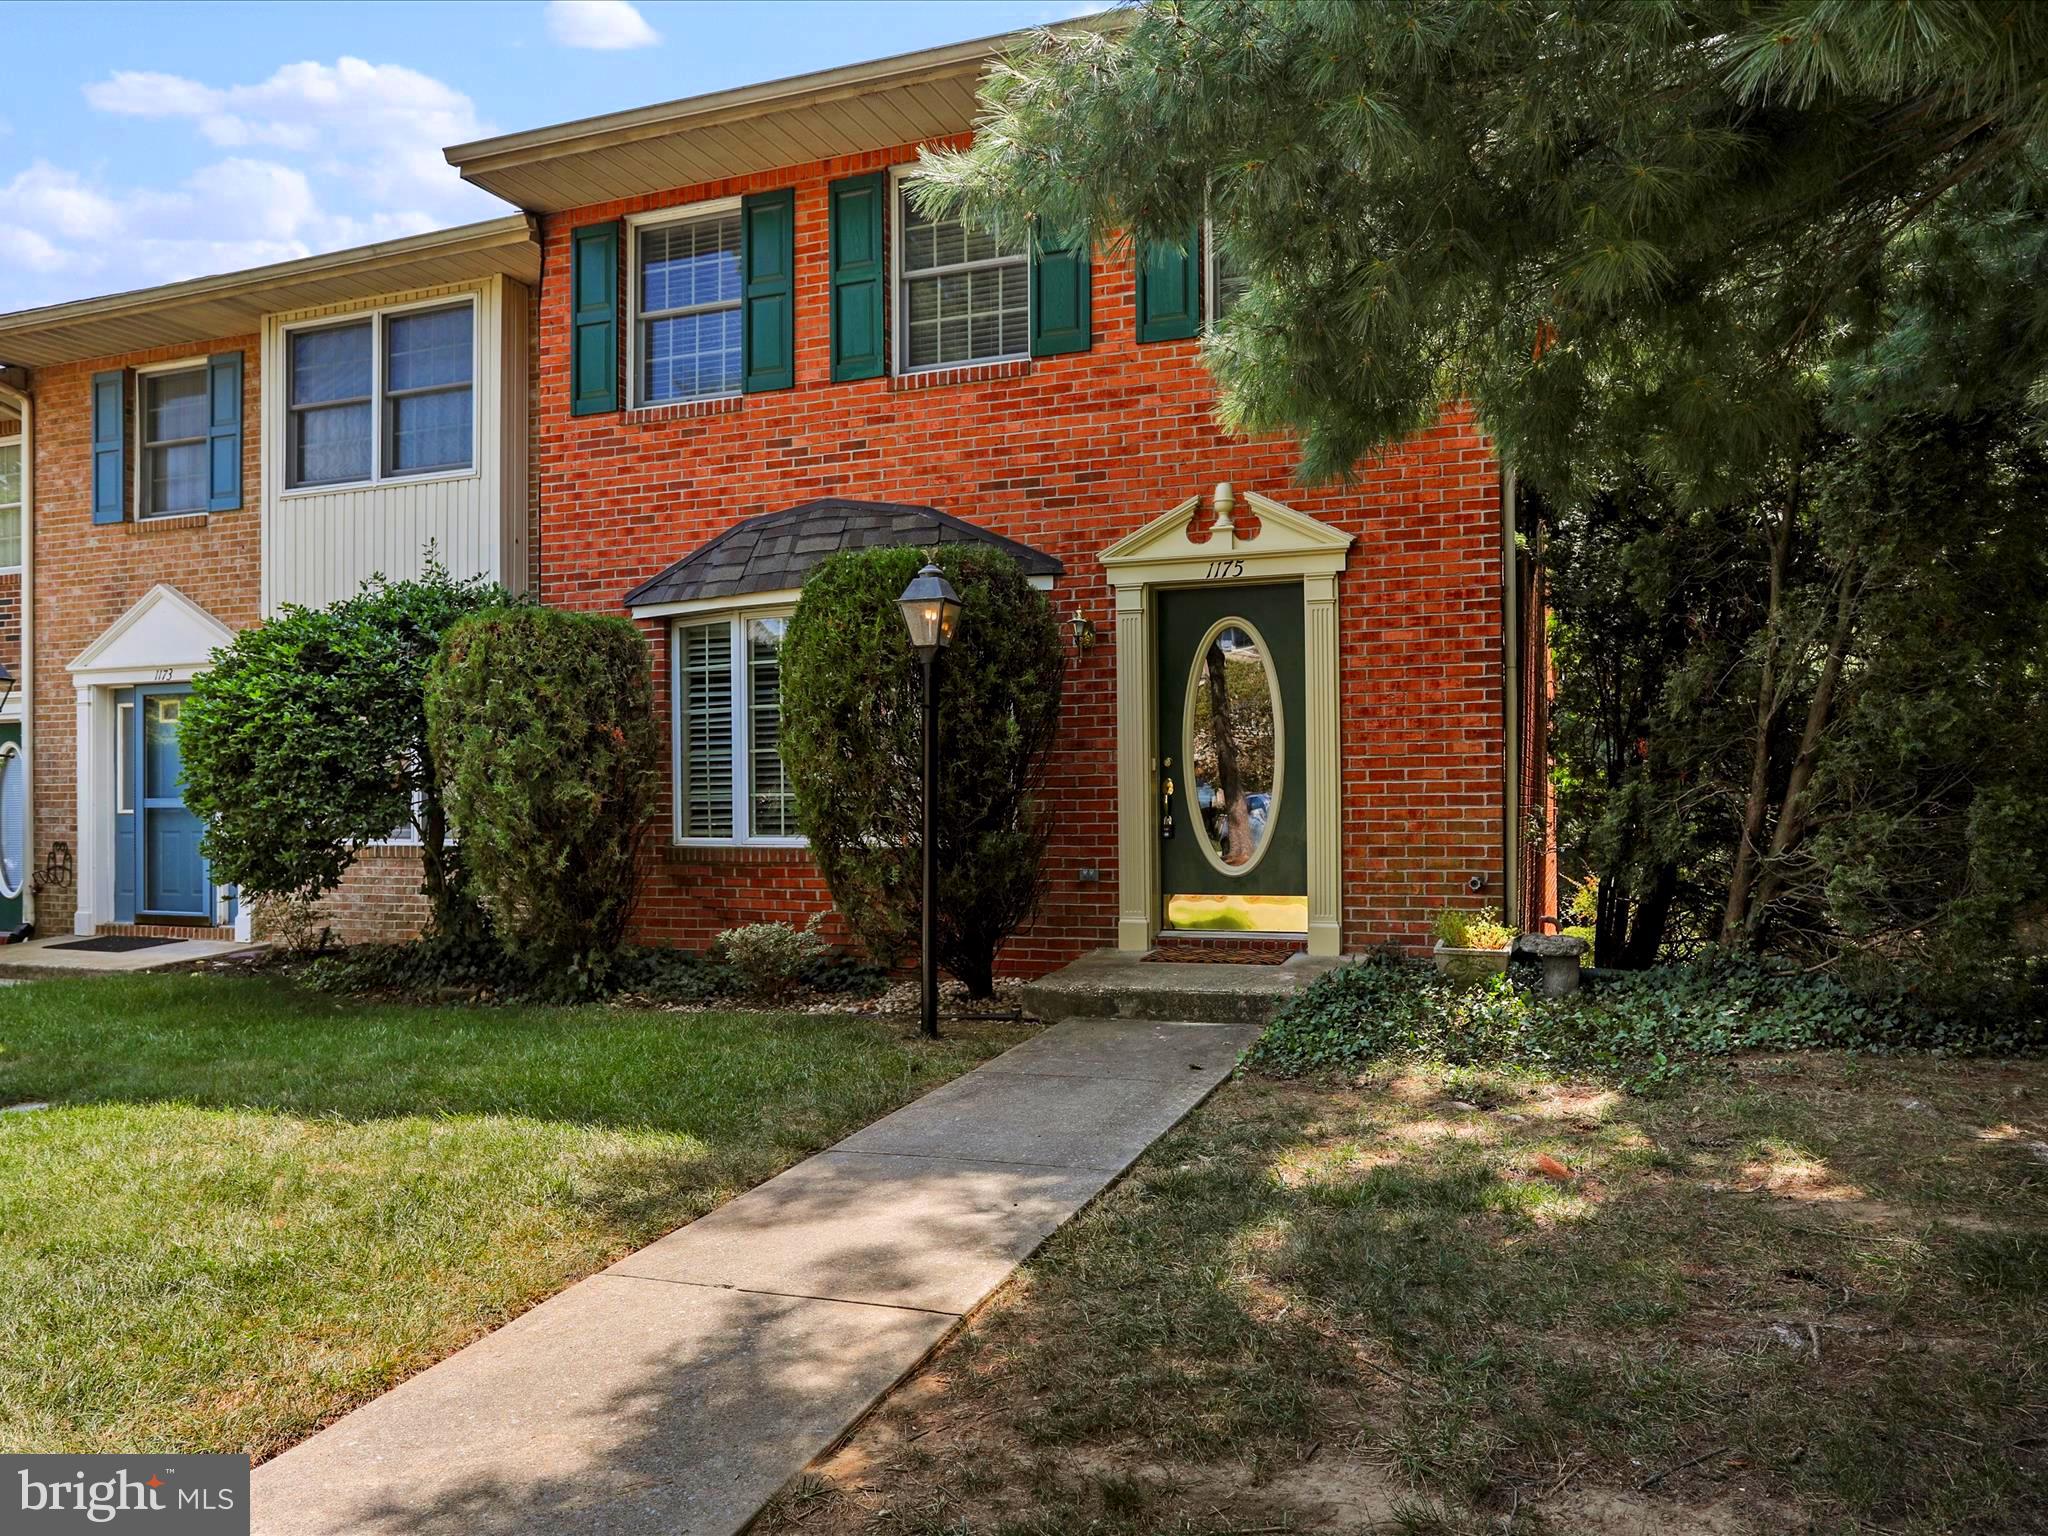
[425, 606, 660, 987]
[181, 563, 507, 938]
[714, 917, 829, 1003]
[779, 544, 1064, 997]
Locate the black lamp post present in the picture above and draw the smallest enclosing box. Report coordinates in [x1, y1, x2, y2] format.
[897, 563, 962, 1040]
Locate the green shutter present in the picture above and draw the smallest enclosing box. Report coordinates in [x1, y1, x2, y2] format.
[1030, 226, 1092, 357]
[91, 369, 125, 525]
[1135, 223, 1202, 342]
[828, 172, 886, 382]
[742, 188, 796, 393]
[570, 221, 620, 416]
[206, 351, 243, 512]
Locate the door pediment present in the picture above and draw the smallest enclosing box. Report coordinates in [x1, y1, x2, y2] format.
[68, 584, 236, 683]
[1099, 488, 1353, 586]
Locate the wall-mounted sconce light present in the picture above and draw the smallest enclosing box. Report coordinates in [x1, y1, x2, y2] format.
[1069, 606, 1098, 650]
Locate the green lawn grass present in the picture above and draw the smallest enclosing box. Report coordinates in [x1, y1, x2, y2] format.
[760, 1053, 2048, 1536]
[0, 971, 1027, 1459]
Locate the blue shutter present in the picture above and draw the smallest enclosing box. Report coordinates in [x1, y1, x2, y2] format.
[1135, 224, 1202, 342]
[91, 369, 126, 524]
[1030, 227, 1092, 357]
[828, 172, 886, 382]
[571, 221, 621, 416]
[742, 188, 796, 393]
[206, 352, 243, 512]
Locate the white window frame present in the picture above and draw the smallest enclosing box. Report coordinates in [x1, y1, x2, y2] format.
[889, 166, 1031, 376]
[0, 436, 20, 573]
[279, 293, 479, 497]
[627, 197, 744, 410]
[132, 357, 211, 521]
[0, 740, 23, 901]
[1203, 217, 1248, 333]
[668, 603, 805, 848]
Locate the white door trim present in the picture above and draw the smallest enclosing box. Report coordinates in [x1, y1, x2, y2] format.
[1098, 485, 1353, 957]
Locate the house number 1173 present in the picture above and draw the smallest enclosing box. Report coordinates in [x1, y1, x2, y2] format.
[1204, 559, 1245, 580]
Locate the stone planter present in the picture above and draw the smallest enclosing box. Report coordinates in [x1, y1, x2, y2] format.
[1432, 940, 1509, 985]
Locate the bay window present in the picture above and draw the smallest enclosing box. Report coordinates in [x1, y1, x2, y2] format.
[673, 612, 799, 843]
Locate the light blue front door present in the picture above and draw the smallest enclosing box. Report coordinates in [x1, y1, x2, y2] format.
[136, 687, 209, 919]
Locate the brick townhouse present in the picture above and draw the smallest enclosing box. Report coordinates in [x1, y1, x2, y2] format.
[441, 27, 1547, 970]
[0, 219, 540, 943]
[0, 24, 1550, 969]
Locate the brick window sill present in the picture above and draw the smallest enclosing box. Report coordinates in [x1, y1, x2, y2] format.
[131, 513, 211, 535]
[663, 842, 813, 868]
[888, 358, 1032, 393]
[624, 395, 744, 426]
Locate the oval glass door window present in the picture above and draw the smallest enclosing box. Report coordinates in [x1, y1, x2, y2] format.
[0, 746, 23, 900]
[1185, 619, 1282, 875]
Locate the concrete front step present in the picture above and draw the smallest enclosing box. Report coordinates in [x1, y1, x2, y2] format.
[1018, 947, 1347, 1027]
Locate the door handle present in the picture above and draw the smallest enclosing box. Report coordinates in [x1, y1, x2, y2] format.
[1159, 756, 1175, 841]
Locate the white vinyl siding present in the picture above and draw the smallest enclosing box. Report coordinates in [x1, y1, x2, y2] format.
[262, 276, 529, 615]
[0, 441, 19, 570]
[634, 207, 743, 406]
[672, 613, 799, 844]
[140, 366, 210, 517]
[895, 178, 1028, 372]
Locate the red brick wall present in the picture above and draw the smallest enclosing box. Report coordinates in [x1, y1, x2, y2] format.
[534, 143, 1506, 973]
[25, 343, 424, 944]
[1, 413, 21, 691]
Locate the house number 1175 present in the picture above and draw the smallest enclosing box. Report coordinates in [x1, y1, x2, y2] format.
[1204, 559, 1245, 580]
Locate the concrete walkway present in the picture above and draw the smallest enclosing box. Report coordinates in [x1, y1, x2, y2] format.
[0, 934, 264, 976]
[252, 1016, 1262, 1536]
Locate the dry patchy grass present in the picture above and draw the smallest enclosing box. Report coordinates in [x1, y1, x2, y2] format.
[756, 1053, 2048, 1536]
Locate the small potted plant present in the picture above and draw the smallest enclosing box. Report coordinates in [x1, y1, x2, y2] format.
[1431, 905, 1516, 982]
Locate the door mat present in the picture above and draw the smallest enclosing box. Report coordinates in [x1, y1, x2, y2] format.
[1144, 941, 1301, 965]
[47, 935, 182, 954]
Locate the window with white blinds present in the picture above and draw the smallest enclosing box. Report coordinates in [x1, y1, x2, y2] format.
[673, 614, 800, 844]
[0, 441, 20, 570]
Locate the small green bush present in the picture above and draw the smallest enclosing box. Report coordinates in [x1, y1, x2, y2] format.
[425, 607, 661, 989]
[1250, 950, 2041, 1088]
[714, 917, 829, 1003]
[1432, 905, 1517, 949]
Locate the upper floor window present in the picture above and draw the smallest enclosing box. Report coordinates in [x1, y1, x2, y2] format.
[896, 181, 1028, 372]
[0, 439, 20, 570]
[286, 300, 474, 490]
[1208, 231, 1251, 325]
[673, 612, 799, 843]
[140, 366, 210, 518]
[634, 205, 743, 406]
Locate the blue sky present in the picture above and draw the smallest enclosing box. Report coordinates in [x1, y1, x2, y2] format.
[0, 0, 1107, 312]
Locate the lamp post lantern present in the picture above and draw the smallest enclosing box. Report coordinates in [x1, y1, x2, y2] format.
[0, 662, 14, 717]
[897, 563, 962, 1040]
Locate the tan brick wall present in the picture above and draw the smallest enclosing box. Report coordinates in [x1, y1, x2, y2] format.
[25, 341, 422, 944]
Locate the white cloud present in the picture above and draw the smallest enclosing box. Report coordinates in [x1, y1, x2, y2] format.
[0, 56, 511, 307]
[546, 0, 661, 51]
[84, 57, 492, 216]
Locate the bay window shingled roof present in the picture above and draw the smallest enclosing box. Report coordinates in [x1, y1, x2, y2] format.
[621, 498, 1064, 609]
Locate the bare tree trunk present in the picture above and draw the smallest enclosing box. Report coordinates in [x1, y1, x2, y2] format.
[1744, 563, 1858, 940]
[1721, 483, 1799, 947]
[1622, 861, 1679, 969]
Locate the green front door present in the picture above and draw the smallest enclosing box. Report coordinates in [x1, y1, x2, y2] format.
[1157, 582, 1308, 933]
[0, 723, 22, 931]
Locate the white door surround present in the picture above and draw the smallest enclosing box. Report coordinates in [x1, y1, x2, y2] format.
[65, 585, 243, 937]
[1098, 486, 1354, 957]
